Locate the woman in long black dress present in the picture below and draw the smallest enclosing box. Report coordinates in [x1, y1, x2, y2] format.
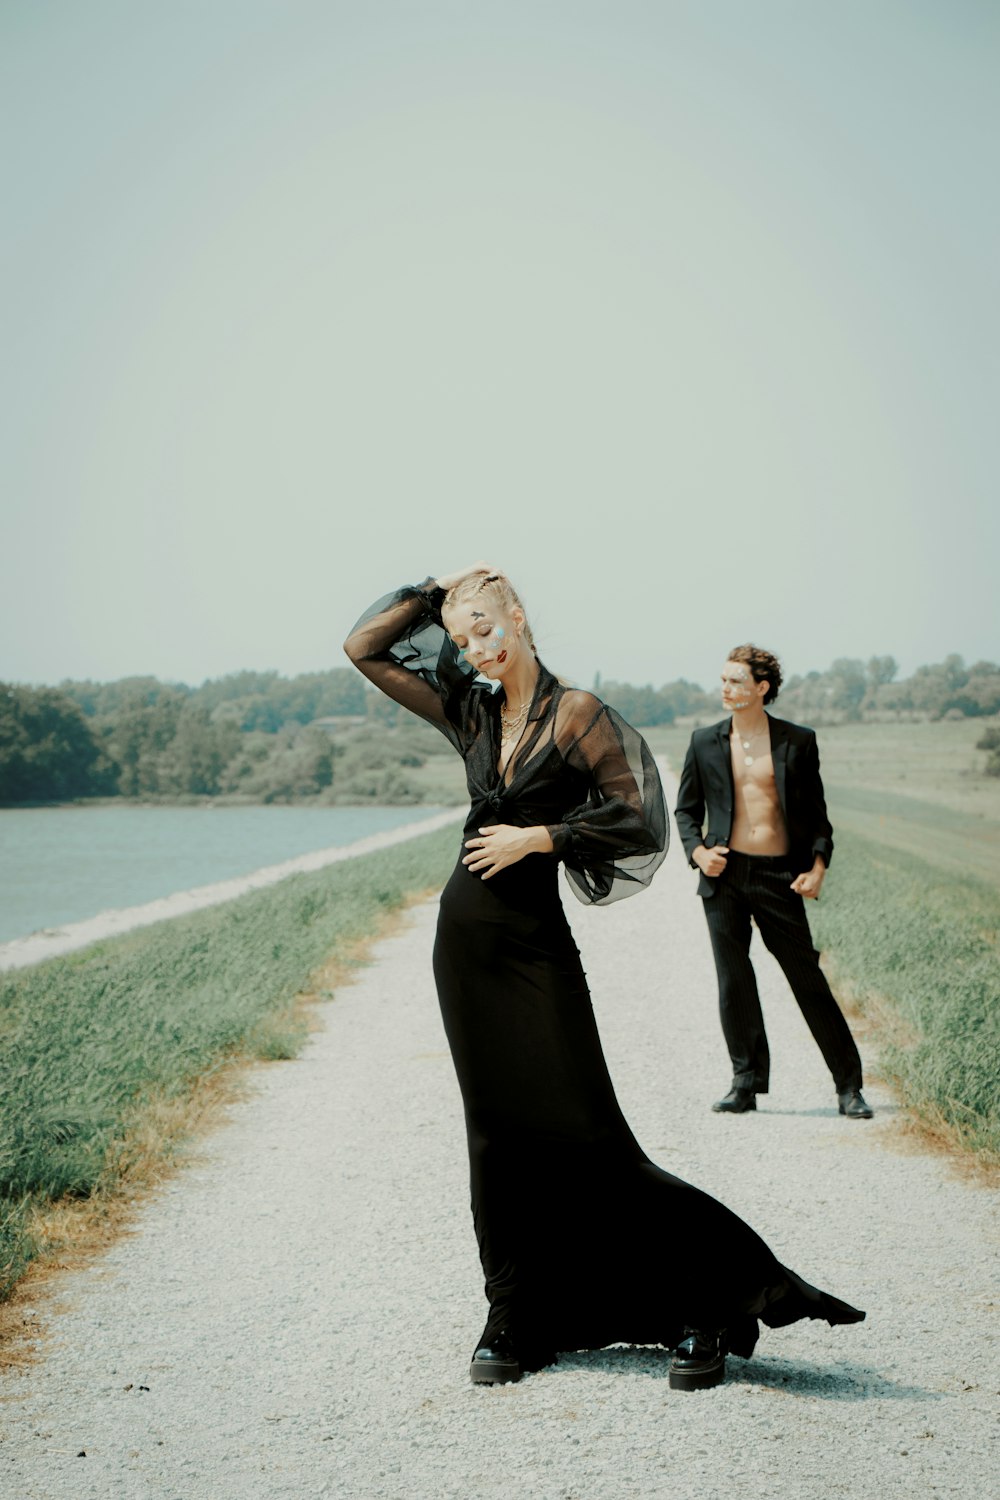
[344, 563, 864, 1390]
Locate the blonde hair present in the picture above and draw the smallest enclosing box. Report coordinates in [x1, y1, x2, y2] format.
[442, 572, 537, 656]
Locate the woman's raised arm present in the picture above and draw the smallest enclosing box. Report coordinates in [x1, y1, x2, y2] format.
[344, 578, 474, 749]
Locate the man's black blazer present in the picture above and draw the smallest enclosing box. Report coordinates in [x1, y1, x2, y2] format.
[674, 714, 834, 898]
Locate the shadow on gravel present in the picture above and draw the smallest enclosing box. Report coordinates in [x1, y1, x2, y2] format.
[556, 1346, 673, 1380]
[755, 1105, 902, 1119]
[727, 1357, 937, 1402]
[554, 1347, 937, 1403]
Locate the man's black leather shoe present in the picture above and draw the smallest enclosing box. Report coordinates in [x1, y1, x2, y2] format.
[669, 1329, 727, 1391]
[838, 1089, 874, 1119]
[712, 1086, 757, 1114]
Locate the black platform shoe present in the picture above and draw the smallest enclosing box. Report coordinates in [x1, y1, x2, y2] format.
[469, 1329, 555, 1385]
[669, 1329, 727, 1391]
[470, 1331, 521, 1385]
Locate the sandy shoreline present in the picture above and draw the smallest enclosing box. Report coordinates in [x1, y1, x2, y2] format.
[0, 807, 465, 973]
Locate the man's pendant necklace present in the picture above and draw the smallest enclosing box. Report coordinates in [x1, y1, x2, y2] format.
[736, 726, 768, 766]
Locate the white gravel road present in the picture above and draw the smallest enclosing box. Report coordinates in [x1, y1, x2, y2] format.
[1, 782, 997, 1500]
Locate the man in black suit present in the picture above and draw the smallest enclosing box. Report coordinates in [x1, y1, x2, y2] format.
[675, 643, 873, 1119]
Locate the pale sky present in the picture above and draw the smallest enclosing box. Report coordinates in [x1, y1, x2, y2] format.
[3, 1, 997, 695]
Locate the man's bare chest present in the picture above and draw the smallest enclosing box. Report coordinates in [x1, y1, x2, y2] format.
[730, 742, 779, 800]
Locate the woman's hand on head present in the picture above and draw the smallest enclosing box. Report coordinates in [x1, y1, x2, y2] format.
[436, 562, 503, 592]
[462, 824, 553, 879]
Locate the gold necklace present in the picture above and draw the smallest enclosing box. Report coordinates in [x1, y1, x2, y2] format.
[500, 699, 530, 745]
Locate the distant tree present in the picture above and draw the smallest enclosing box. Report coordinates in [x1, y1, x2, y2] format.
[942, 653, 968, 688]
[779, 670, 830, 718]
[213, 693, 287, 734]
[601, 681, 673, 726]
[975, 727, 1000, 775]
[56, 678, 106, 717]
[60, 676, 189, 718]
[867, 655, 898, 687]
[295, 669, 368, 721]
[977, 723, 1000, 777]
[0, 684, 116, 803]
[101, 688, 187, 796]
[659, 679, 716, 717]
[190, 670, 281, 714]
[876, 676, 915, 713]
[218, 724, 334, 802]
[366, 690, 401, 726]
[829, 659, 867, 719]
[903, 654, 1000, 718]
[960, 662, 1000, 717]
[190, 668, 367, 729]
[155, 706, 243, 796]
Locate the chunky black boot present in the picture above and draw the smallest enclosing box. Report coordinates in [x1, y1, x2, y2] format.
[469, 1328, 556, 1385]
[470, 1328, 522, 1385]
[669, 1328, 727, 1391]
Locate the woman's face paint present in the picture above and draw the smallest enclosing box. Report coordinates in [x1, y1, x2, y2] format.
[492, 625, 508, 663]
[446, 603, 513, 672]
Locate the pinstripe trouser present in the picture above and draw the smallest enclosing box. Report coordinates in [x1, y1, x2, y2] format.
[702, 850, 864, 1095]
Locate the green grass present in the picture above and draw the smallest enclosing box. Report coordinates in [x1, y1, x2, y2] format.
[822, 783, 1000, 886]
[811, 830, 999, 1157]
[0, 822, 461, 1301]
[646, 717, 1000, 1159]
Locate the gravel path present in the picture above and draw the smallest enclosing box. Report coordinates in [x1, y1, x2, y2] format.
[1, 782, 997, 1499]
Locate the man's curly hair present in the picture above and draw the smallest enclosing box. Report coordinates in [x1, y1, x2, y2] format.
[726, 644, 783, 705]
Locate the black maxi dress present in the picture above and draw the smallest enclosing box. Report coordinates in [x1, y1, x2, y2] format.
[346, 582, 864, 1365]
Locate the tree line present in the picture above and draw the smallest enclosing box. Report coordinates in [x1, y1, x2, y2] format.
[0, 670, 365, 806]
[2, 652, 998, 805]
[777, 654, 1000, 723]
[600, 654, 1000, 726]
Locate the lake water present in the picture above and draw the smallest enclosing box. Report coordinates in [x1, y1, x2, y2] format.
[0, 803, 445, 944]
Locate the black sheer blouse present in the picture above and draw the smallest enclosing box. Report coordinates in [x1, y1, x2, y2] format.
[344, 582, 668, 905]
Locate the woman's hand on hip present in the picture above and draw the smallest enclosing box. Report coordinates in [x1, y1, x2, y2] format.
[463, 824, 553, 878]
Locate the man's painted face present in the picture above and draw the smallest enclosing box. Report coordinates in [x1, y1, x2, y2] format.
[720, 661, 758, 710]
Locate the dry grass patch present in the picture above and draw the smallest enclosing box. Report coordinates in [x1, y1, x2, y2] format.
[823, 954, 1000, 1187]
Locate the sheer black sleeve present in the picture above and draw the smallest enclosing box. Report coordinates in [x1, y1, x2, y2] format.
[343, 581, 478, 754]
[546, 692, 668, 905]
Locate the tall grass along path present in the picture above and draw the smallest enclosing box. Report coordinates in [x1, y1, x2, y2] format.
[0, 823, 461, 1299]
